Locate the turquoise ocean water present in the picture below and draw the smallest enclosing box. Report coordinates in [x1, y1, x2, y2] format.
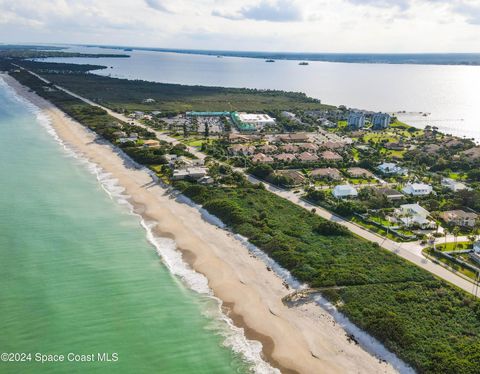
[0, 79, 269, 373]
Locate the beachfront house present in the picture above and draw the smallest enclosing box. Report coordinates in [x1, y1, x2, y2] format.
[441, 178, 468, 192]
[347, 112, 366, 130]
[172, 167, 208, 181]
[332, 185, 358, 199]
[371, 113, 391, 130]
[402, 183, 433, 196]
[143, 139, 160, 148]
[396, 204, 434, 229]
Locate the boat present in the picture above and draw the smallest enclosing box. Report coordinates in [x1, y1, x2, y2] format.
[299, 62, 309, 66]
[265, 59, 275, 62]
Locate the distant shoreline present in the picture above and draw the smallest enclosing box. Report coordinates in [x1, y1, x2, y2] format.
[78, 44, 480, 66]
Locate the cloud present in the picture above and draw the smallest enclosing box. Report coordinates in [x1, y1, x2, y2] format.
[213, 0, 303, 22]
[452, 3, 480, 25]
[0, 0, 480, 52]
[346, 0, 411, 11]
[144, 0, 173, 13]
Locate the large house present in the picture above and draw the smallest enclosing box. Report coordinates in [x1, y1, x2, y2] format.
[275, 170, 305, 186]
[230, 145, 256, 156]
[322, 141, 346, 150]
[441, 178, 468, 192]
[347, 112, 366, 130]
[377, 162, 407, 175]
[402, 183, 433, 196]
[251, 153, 274, 164]
[143, 139, 160, 148]
[440, 210, 478, 227]
[277, 133, 310, 143]
[332, 185, 358, 199]
[280, 144, 299, 153]
[321, 151, 343, 162]
[298, 143, 319, 152]
[472, 242, 480, 265]
[257, 144, 278, 153]
[172, 167, 208, 181]
[227, 133, 251, 143]
[311, 168, 342, 181]
[396, 204, 434, 228]
[297, 152, 319, 162]
[371, 113, 391, 130]
[274, 153, 297, 162]
[375, 188, 404, 200]
[347, 167, 374, 179]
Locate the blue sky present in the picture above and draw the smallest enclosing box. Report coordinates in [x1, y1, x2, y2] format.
[1, 0, 480, 52]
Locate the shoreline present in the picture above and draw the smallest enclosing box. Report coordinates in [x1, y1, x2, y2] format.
[83, 44, 480, 66]
[2, 73, 398, 374]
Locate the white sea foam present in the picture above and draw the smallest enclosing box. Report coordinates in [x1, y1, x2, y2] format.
[1, 78, 279, 374]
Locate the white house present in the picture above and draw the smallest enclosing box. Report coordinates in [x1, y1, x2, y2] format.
[172, 167, 208, 181]
[402, 183, 433, 196]
[441, 178, 468, 192]
[471, 241, 480, 264]
[377, 162, 406, 175]
[396, 204, 434, 228]
[332, 185, 358, 199]
[474, 241, 480, 253]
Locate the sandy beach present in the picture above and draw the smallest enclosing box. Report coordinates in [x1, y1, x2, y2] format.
[3, 73, 397, 374]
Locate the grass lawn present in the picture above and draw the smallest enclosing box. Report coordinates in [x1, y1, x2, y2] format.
[423, 247, 480, 281]
[434, 241, 472, 252]
[387, 149, 406, 159]
[448, 172, 467, 181]
[350, 216, 410, 241]
[346, 177, 376, 185]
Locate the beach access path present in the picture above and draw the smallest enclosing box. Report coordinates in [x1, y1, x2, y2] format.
[19, 66, 479, 298]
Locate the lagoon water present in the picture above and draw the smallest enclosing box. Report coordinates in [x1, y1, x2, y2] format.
[47, 46, 480, 142]
[0, 80, 258, 373]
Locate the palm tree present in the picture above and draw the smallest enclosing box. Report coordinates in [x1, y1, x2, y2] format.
[443, 226, 451, 250]
[452, 226, 460, 250]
